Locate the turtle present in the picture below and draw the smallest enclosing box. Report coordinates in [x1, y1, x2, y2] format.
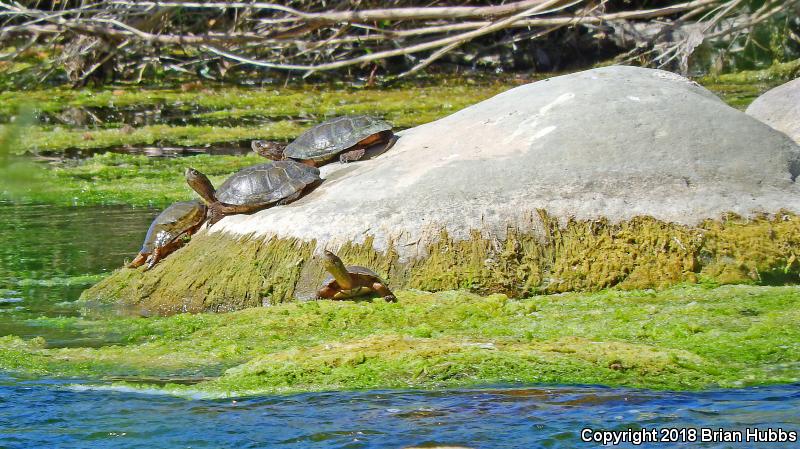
[128, 200, 207, 270]
[252, 115, 394, 167]
[316, 250, 397, 302]
[184, 161, 321, 226]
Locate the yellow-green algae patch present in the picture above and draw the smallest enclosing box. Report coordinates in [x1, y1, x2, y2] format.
[3, 285, 799, 395]
[83, 212, 800, 313]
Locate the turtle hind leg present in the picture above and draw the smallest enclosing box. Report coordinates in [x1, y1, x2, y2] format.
[339, 148, 366, 163]
[372, 282, 397, 302]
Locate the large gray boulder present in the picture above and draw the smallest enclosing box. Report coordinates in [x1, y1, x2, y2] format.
[214, 65, 800, 258]
[746, 77, 800, 144]
[84, 65, 800, 312]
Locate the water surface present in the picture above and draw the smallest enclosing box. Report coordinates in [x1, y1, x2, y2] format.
[0, 376, 798, 449]
[0, 202, 157, 346]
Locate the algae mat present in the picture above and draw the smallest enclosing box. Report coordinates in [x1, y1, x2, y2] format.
[9, 285, 800, 394]
[84, 212, 800, 314]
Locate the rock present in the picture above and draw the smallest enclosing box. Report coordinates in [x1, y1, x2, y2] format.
[746, 77, 800, 144]
[83, 66, 800, 313]
[212, 66, 799, 255]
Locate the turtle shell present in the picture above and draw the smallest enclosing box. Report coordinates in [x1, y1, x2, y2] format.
[322, 265, 383, 288]
[215, 161, 320, 206]
[285, 115, 392, 162]
[141, 200, 206, 253]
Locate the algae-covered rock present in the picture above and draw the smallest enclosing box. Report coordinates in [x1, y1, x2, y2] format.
[84, 66, 800, 313]
[746, 77, 800, 144]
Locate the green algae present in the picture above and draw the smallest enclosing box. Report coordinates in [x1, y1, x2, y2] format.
[699, 59, 800, 110]
[700, 58, 800, 85]
[2, 285, 799, 394]
[83, 212, 800, 312]
[3, 152, 266, 207]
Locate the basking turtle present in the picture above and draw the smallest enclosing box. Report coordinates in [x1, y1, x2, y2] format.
[128, 200, 207, 270]
[252, 115, 394, 167]
[184, 161, 321, 225]
[317, 250, 397, 302]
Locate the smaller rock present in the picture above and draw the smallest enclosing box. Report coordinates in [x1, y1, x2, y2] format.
[746, 77, 800, 144]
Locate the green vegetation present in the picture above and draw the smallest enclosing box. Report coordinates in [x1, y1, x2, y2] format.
[699, 58, 800, 110]
[2, 285, 799, 395]
[4, 152, 265, 207]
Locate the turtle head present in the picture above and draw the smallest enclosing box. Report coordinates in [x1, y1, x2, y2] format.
[251, 140, 286, 160]
[184, 167, 217, 205]
[321, 250, 352, 288]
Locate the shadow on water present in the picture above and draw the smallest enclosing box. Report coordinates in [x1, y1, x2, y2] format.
[0, 202, 157, 347]
[0, 376, 797, 449]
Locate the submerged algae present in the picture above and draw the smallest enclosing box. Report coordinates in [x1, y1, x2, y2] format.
[84, 212, 800, 312]
[2, 285, 799, 394]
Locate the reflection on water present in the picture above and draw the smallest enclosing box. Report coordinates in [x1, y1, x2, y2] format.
[0, 202, 157, 346]
[0, 377, 798, 449]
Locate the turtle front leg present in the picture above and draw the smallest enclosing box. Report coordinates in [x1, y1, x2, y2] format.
[127, 253, 147, 268]
[339, 148, 366, 163]
[144, 248, 162, 270]
[372, 282, 397, 302]
[317, 284, 339, 299]
[208, 202, 247, 226]
[145, 239, 187, 270]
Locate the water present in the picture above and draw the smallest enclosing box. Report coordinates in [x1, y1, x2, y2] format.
[0, 376, 798, 449]
[1, 203, 798, 448]
[0, 202, 158, 346]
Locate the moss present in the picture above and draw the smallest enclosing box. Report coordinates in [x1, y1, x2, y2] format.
[4, 285, 800, 394]
[84, 212, 800, 312]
